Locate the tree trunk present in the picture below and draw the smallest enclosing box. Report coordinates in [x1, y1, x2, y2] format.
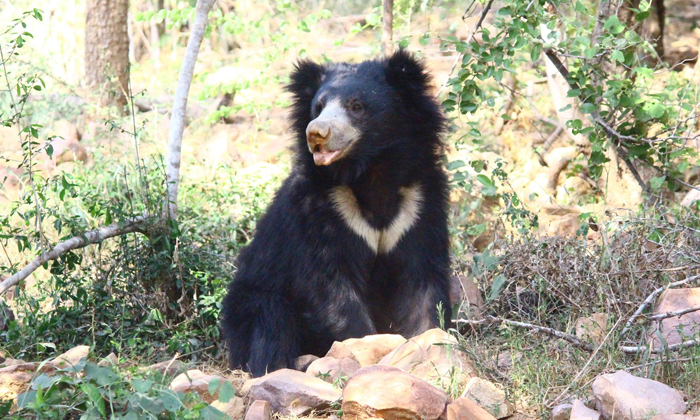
[382, 0, 394, 56]
[85, 0, 130, 112]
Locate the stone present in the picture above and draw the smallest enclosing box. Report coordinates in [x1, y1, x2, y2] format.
[170, 369, 229, 403]
[650, 416, 700, 420]
[329, 334, 406, 367]
[379, 328, 476, 388]
[680, 187, 700, 208]
[50, 120, 80, 142]
[571, 400, 601, 420]
[51, 345, 90, 368]
[211, 395, 246, 420]
[592, 370, 686, 420]
[461, 377, 514, 419]
[244, 400, 272, 420]
[551, 403, 573, 420]
[0, 371, 32, 402]
[447, 397, 498, 420]
[140, 359, 186, 375]
[649, 288, 700, 349]
[575, 313, 609, 345]
[97, 353, 119, 367]
[307, 356, 361, 384]
[247, 368, 341, 416]
[342, 365, 448, 420]
[294, 354, 319, 371]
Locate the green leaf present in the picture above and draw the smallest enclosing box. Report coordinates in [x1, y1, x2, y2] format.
[487, 275, 507, 302]
[446, 160, 466, 171]
[650, 176, 665, 190]
[218, 381, 236, 403]
[530, 43, 542, 62]
[610, 50, 624, 63]
[133, 378, 154, 393]
[643, 101, 665, 119]
[579, 103, 597, 114]
[604, 16, 625, 34]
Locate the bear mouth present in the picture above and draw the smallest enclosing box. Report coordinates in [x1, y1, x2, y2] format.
[312, 144, 345, 166]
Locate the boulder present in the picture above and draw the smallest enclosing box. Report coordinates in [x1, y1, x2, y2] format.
[97, 353, 119, 367]
[379, 328, 475, 388]
[0, 371, 32, 402]
[244, 400, 272, 420]
[211, 395, 246, 420]
[649, 288, 700, 349]
[650, 416, 700, 420]
[328, 334, 405, 366]
[446, 396, 497, 420]
[680, 186, 700, 208]
[551, 403, 573, 420]
[592, 371, 686, 420]
[294, 354, 319, 371]
[140, 359, 186, 375]
[247, 369, 341, 416]
[51, 345, 90, 368]
[461, 377, 514, 419]
[342, 365, 448, 420]
[307, 356, 361, 384]
[571, 400, 601, 420]
[170, 369, 229, 403]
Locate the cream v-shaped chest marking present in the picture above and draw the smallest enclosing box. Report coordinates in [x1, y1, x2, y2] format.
[330, 184, 423, 254]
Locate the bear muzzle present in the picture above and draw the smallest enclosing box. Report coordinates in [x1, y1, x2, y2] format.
[306, 99, 359, 166]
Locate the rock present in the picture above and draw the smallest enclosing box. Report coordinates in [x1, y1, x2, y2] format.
[247, 369, 341, 416]
[575, 313, 609, 345]
[496, 351, 520, 370]
[211, 395, 246, 420]
[680, 187, 700, 208]
[0, 371, 32, 401]
[140, 359, 186, 375]
[170, 369, 229, 403]
[650, 415, 700, 420]
[257, 135, 288, 163]
[379, 328, 476, 388]
[294, 354, 319, 371]
[1, 358, 27, 366]
[329, 334, 406, 366]
[52, 139, 88, 165]
[592, 370, 686, 420]
[245, 400, 272, 420]
[0, 362, 54, 375]
[307, 356, 361, 384]
[571, 400, 601, 420]
[51, 345, 90, 368]
[446, 396, 497, 420]
[97, 353, 119, 367]
[200, 124, 238, 166]
[551, 403, 573, 420]
[649, 288, 700, 349]
[461, 377, 514, 419]
[342, 365, 448, 420]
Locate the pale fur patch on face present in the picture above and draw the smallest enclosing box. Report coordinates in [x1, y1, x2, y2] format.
[330, 184, 423, 254]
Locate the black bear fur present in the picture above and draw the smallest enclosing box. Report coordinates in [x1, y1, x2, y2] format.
[221, 50, 451, 377]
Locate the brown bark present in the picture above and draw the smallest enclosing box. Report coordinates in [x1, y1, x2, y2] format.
[85, 0, 130, 112]
[382, 0, 393, 56]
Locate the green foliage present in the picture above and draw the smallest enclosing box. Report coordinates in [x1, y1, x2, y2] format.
[8, 359, 230, 419]
[442, 0, 699, 193]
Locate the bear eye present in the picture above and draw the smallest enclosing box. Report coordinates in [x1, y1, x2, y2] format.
[350, 101, 363, 112]
[314, 101, 324, 115]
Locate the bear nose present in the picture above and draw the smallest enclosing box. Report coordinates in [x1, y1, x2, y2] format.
[306, 120, 332, 147]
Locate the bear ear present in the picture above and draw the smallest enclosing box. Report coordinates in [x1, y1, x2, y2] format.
[287, 59, 326, 103]
[384, 49, 431, 94]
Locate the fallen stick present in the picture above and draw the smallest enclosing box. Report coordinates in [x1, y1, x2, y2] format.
[0, 216, 147, 295]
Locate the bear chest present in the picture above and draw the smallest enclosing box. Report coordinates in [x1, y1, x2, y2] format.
[329, 184, 422, 254]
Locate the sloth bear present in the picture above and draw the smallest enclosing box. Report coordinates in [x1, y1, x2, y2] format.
[221, 50, 451, 377]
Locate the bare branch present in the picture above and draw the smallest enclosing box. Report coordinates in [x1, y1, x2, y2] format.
[0, 216, 148, 295]
[649, 304, 700, 321]
[457, 315, 594, 351]
[620, 338, 700, 354]
[165, 0, 217, 220]
[620, 274, 700, 336]
[381, 0, 394, 56]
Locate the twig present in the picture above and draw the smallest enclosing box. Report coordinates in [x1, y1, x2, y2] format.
[619, 274, 700, 336]
[435, 0, 494, 98]
[0, 216, 148, 295]
[620, 338, 700, 354]
[649, 304, 700, 321]
[457, 315, 594, 351]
